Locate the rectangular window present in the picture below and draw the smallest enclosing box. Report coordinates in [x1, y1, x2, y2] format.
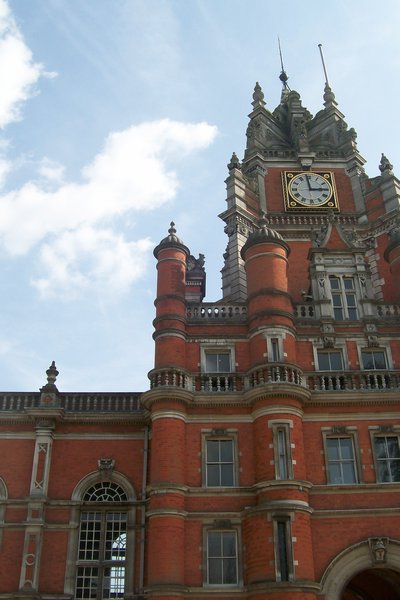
[361, 350, 387, 370]
[205, 352, 231, 373]
[271, 338, 280, 362]
[272, 425, 292, 480]
[329, 276, 358, 320]
[374, 436, 400, 483]
[207, 530, 238, 585]
[273, 518, 293, 582]
[206, 439, 235, 487]
[317, 350, 343, 371]
[76, 512, 127, 599]
[326, 437, 357, 484]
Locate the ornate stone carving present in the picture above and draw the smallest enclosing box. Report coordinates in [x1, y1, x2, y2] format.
[369, 537, 388, 564]
[98, 458, 115, 472]
[331, 425, 347, 434]
[379, 153, 393, 174]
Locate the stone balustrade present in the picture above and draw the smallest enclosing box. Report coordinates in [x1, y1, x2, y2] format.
[186, 303, 247, 321]
[307, 370, 400, 392]
[0, 392, 142, 413]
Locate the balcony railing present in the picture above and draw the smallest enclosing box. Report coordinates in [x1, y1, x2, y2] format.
[149, 366, 400, 395]
[294, 302, 400, 320]
[149, 363, 305, 392]
[0, 393, 143, 413]
[307, 370, 400, 392]
[186, 303, 247, 321]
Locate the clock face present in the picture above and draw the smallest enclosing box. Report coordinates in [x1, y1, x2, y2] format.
[283, 171, 338, 210]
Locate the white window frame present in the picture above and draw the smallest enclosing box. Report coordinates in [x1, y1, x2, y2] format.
[204, 528, 240, 587]
[328, 275, 359, 320]
[370, 429, 400, 483]
[269, 420, 293, 480]
[272, 514, 294, 582]
[202, 430, 238, 488]
[265, 331, 286, 363]
[65, 474, 136, 599]
[201, 344, 235, 373]
[322, 429, 360, 485]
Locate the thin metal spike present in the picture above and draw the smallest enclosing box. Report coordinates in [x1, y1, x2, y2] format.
[318, 43, 330, 87]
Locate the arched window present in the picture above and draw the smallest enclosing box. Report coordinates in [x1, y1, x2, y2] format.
[75, 482, 129, 599]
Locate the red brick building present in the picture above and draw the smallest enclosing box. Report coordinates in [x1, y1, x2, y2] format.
[1, 77, 400, 600]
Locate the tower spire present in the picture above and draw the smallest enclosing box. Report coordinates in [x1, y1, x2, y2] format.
[318, 43, 337, 108]
[278, 36, 290, 102]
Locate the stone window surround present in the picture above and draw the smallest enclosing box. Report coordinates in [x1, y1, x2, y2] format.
[321, 427, 362, 485]
[201, 429, 239, 488]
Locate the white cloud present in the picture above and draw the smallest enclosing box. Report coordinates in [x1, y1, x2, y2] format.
[32, 227, 153, 299]
[0, 118, 217, 296]
[0, 119, 218, 257]
[0, 0, 54, 128]
[38, 157, 65, 183]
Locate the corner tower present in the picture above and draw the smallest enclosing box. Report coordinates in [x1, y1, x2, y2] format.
[145, 68, 400, 600]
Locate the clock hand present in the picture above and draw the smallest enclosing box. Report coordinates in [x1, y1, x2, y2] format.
[305, 175, 312, 190]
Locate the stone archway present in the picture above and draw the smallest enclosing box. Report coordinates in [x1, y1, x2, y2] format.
[320, 538, 400, 600]
[342, 567, 400, 599]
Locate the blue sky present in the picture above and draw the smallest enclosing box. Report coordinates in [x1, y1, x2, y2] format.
[1, 0, 399, 392]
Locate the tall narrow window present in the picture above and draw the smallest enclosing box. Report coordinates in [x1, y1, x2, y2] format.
[206, 530, 238, 585]
[75, 482, 128, 600]
[374, 436, 400, 483]
[274, 518, 293, 582]
[206, 439, 235, 486]
[326, 437, 357, 484]
[329, 276, 358, 320]
[272, 424, 293, 480]
[271, 338, 280, 362]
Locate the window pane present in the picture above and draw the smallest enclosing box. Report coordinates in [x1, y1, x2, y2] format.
[222, 532, 236, 557]
[374, 437, 387, 458]
[208, 532, 221, 556]
[208, 558, 222, 584]
[206, 354, 218, 372]
[207, 440, 220, 462]
[207, 464, 220, 486]
[318, 352, 330, 371]
[344, 278, 355, 290]
[340, 438, 353, 460]
[332, 293, 342, 308]
[223, 558, 237, 584]
[330, 278, 340, 290]
[218, 354, 231, 372]
[327, 438, 340, 460]
[207, 531, 237, 585]
[329, 463, 342, 484]
[331, 352, 343, 370]
[76, 567, 98, 599]
[387, 437, 400, 458]
[345, 293, 356, 307]
[220, 464, 234, 486]
[277, 429, 288, 479]
[220, 440, 233, 462]
[362, 352, 374, 370]
[373, 351, 387, 369]
[277, 521, 289, 582]
[389, 460, 400, 482]
[377, 461, 390, 482]
[342, 462, 356, 483]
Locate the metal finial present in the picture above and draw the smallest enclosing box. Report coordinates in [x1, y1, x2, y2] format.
[278, 36, 290, 97]
[168, 221, 176, 235]
[46, 361, 59, 385]
[318, 43, 330, 87]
